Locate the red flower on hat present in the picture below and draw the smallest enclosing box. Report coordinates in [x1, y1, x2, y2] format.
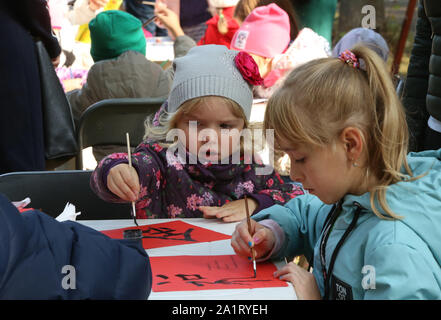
[234, 51, 264, 86]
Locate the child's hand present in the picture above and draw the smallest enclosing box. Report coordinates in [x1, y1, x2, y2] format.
[154, 2, 184, 38]
[199, 198, 258, 222]
[230, 219, 275, 259]
[273, 262, 322, 300]
[107, 163, 140, 202]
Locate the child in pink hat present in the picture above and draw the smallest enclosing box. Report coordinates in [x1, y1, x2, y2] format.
[231, 3, 330, 99]
[231, 3, 290, 59]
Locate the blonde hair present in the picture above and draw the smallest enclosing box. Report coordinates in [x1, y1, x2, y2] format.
[234, 0, 261, 23]
[264, 45, 415, 220]
[217, 8, 229, 34]
[144, 96, 249, 149]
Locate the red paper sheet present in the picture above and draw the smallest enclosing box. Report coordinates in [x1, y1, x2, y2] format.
[101, 220, 231, 249]
[150, 255, 288, 292]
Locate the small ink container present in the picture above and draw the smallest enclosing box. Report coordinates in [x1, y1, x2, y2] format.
[123, 229, 143, 241]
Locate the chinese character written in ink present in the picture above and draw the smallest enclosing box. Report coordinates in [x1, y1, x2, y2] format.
[213, 276, 271, 286]
[142, 227, 196, 242]
[156, 274, 170, 285]
[155, 274, 271, 287]
[176, 274, 209, 287]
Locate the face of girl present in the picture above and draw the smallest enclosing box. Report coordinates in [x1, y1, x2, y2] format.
[277, 138, 354, 204]
[176, 96, 245, 162]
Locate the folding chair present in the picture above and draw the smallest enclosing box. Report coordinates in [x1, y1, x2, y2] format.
[76, 97, 166, 169]
[0, 170, 131, 220]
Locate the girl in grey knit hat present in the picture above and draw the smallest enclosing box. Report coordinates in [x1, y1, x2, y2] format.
[91, 45, 304, 221]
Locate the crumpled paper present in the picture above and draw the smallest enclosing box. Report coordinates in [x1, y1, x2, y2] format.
[55, 202, 81, 222]
[12, 198, 81, 221]
[12, 197, 31, 211]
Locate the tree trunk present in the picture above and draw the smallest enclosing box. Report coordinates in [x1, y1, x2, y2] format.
[337, 0, 385, 39]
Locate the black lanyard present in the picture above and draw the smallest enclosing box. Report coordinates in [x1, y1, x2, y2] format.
[319, 201, 363, 300]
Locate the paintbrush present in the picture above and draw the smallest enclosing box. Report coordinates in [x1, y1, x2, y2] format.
[244, 195, 257, 278]
[126, 133, 139, 227]
[142, 15, 157, 28]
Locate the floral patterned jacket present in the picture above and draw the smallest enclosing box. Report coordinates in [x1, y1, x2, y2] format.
[90, 140, 304, 219]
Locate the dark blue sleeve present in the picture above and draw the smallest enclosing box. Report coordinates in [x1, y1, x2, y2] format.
[0, 193, 151, 299]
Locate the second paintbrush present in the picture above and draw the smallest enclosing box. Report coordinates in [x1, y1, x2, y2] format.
[126, 132, 139, 227]
[244, 195, 257, 278]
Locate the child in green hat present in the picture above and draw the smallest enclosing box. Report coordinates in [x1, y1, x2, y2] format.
[67, 9, 195, 162]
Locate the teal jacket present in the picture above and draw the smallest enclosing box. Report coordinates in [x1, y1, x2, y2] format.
[253, 149, 441, 299]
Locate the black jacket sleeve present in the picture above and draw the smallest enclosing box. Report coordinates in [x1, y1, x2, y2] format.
[402, 0, 432, 152]
[1, 0, 61, 58]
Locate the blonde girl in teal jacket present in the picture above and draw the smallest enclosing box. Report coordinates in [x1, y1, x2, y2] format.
[231, 47, 441, 299]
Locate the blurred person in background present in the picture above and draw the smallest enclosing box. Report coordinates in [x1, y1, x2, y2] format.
[0, 0, 61, 174]
[234, 0, 299, 40]
[290, 0, 337, 45]
[332, 27, 389, 63]
[230, 3, 329, 99]
[124, 0, 168, 36]
[402, 0, 441, 152]
[198, 0, 240, 48]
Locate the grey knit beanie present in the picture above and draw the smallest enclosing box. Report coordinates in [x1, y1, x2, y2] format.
[167, 45, 254, 120]
[332, 27, 389, 62]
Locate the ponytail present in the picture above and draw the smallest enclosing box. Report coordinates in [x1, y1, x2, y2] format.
[217, 8, 229, 35]
[351, 45, 413, 220]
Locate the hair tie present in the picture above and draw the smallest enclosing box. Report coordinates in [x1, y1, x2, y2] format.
[339, 50, 360, 69]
